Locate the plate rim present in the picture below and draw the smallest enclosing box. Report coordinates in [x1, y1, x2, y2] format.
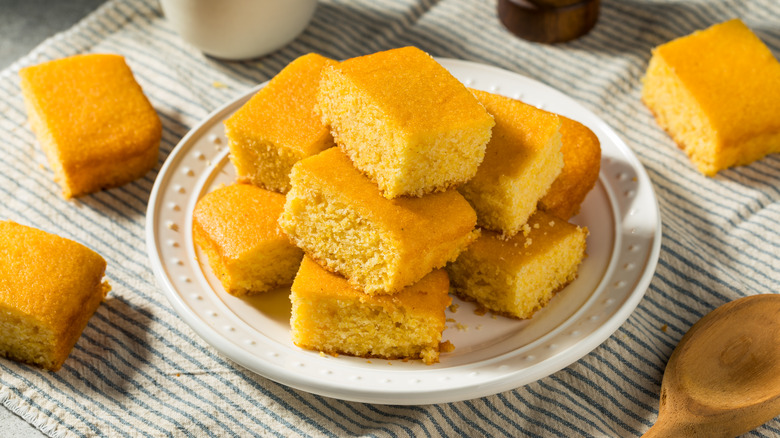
[145, 58, 662, 404]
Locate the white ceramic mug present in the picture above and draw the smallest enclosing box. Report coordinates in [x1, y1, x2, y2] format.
[159, 0, 318, 60]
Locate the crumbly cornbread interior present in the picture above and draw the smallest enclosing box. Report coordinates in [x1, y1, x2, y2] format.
[291, 257, 450, 364]
[641, 19, 780, 175]
[447, 211, 587, 319]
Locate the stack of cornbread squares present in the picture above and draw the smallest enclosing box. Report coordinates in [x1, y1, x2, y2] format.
[193, 47, 600, 365]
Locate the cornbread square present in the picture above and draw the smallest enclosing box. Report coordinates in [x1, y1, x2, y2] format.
[193, 183, 303, 296]
[538, 116, 601, 220]
[447, 210, 587, 319]
[642, 19, 780, 176]
[291, 257, 451, 364]
[0, 221, 110, 371]
[317, 46, 495, 198]
[279, 147, 479, 295]
[459, 89, 563, 237]
[225, 53, 336, 193]
[19, 54, 161, 198]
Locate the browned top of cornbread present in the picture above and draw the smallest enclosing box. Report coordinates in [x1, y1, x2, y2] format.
[293, 147, 477, 245]
[0, 221, 107, 333]
[294, 256, 451, 314]
[652, 19, 780, 140]
[193, 183, 290, 260]
[18, 54, 162, 165]
[468, 89, 561, 180]
[224, 53, 336, 156]
[539, 116, 601, 220]
[326, 46, 493, 134]
[469, 210, 586, 271]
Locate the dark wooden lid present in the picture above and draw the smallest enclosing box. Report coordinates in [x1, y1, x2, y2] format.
[498, 0, 601, 44]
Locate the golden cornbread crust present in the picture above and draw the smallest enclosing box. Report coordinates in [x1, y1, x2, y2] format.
[447, 211, 587, 319]
[279, 148, 479, 295]
[641, 19, 780, 176]
[19, 54, 161, 198]
[193, 183, 303, 296]
[460, 89, 563, 237]
[538, 116, 601, 220]
[225, 53, 336, 193]
[317, 46, 494, 198]
[0, 221, 109, 371]
[290, 257, 451, 364]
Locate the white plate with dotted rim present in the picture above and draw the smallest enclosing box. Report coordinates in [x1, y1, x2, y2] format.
[146, 59, 661, 405]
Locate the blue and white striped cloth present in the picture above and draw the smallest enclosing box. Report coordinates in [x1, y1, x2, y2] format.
[1, 0, 779, 436]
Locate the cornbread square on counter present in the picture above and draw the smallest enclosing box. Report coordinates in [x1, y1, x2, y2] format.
[19, 54, 161, 198]
[291, 257, 451, 365]
[447, 210, 587, 319]
[538, 116, 601, 220]
[459, 89, 563, 237]
[193, 183, 303, 296]
[642, 19, 780, 176]
[279, 147, 479, 295]
[317, 46, 495, 198]
[225, 53, 336, 193]
[0, 221, 110, 371]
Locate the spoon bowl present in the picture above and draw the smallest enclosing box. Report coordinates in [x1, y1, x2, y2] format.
[644, 294, 780, 437]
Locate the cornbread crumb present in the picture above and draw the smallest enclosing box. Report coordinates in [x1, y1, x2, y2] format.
[447, 210, 587, 319]
[641, 19, 780, 175]
[0, 221, 110, 371]
[440, 341, 455, 353]
[19, 54, 161, 198]
[290, 257, 451, 364]
[193, 183, 303, 296]
[317, 47, 494, 198]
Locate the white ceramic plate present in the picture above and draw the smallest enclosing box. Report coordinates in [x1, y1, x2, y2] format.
[146, 59, 661, 405]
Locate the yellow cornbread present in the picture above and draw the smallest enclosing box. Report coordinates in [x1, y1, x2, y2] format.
[225, 53, 336, 193]
[0, 221, 110, 371]
[642, 19, 780, 176]
[193, 183, 303, 296]
[459, 89, 563, 237]
[279, 147, 479, 295]
[19, 54, 161, 198]
[291, 257, 451, 364]
[538, 116, 601, 220]
[317, 47, 495, 198]
[447, 210, 587, 319]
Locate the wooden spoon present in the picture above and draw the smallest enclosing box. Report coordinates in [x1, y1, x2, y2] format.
[644, 294, 780, 437]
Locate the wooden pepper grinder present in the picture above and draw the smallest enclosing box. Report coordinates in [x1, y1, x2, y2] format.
[498, 0, 600, 43]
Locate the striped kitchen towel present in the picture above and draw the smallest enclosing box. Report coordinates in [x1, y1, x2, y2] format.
[1, 0, 779, 436]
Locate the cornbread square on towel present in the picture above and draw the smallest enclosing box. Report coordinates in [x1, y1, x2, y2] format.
[538, 116, 601, 220]
[0, 221, 110, 371]
[278, 147, 479, 295]
[291, 256, 451, 365]
[642, 19, 780, 176]
[317, 46, 495, 198]
[193, 183, 303, 296]
[225, 53, 336, 193]
[446, 210, 587, 319]
[19, 54, 161, 198]
[458, 89, 563, 237]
